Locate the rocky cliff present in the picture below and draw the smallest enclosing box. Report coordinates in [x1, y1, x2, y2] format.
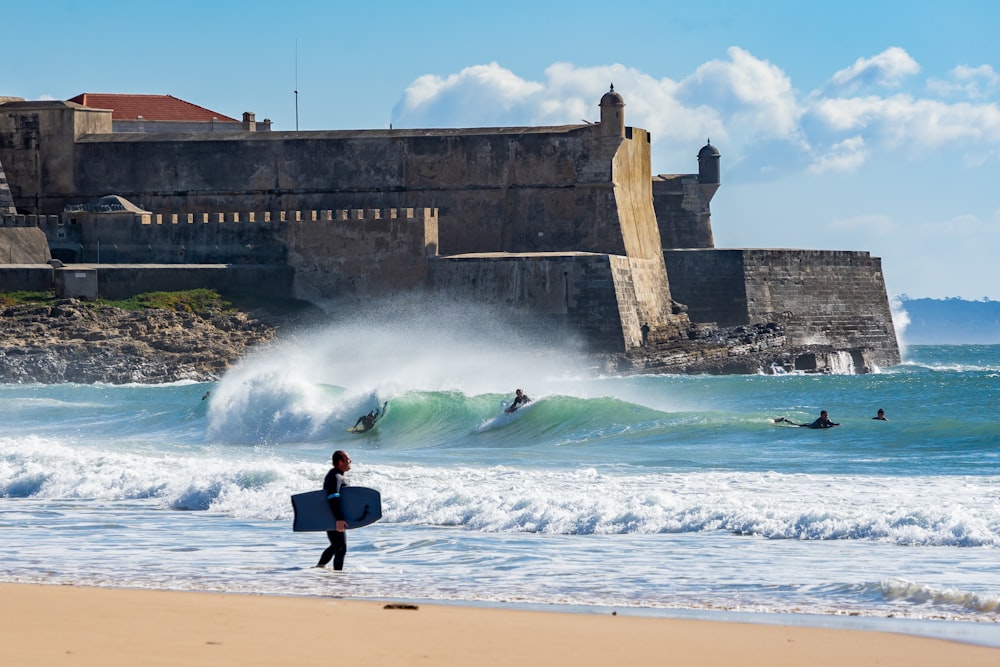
[0, 297, 879, 384]
[0, 299, 282, 384]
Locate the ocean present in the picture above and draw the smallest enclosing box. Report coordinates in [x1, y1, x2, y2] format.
[2, 315, 998, 646]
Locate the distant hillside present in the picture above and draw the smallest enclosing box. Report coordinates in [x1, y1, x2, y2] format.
[897, 297, 1000, 344]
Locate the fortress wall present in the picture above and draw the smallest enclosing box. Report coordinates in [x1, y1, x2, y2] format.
[0, 102, 110, 210]
[427, 253, 628, 352]
[610, 128, 662, 261]
[665, 248, 900, 365]
[89, 264, 294, 300]
[605, 127, 675, 335]
[65, 128, 630, 258]
[0, 266, 52, 291]
[740, 249, 899, 362]
[652, 175, 715, 249]
[0, 109, 645, 258]
[48, 210, 285, 264]
[40, 207, 437, 274]
[277, 207, 439, 302]
[0, 226, 52, 264]
[663, 249, 748, 325]
[0, 156, 16, 213]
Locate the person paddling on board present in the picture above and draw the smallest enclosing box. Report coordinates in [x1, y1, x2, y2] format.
[505, 389, 531, 414]
[805, 410, 840, 428]
[315, 450, 351, 570]
[773, 410, 840, 428]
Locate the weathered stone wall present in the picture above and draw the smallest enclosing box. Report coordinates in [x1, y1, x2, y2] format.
[0, 101, 110, 211]
[0, 155, 16, 213]
[45, 210, 286, 264]
[428, 253, 630, 352]
[278, 208, 439, 302]
[741, 249, 898, 359]
[0, 104, 654, 261]
[77, 264, 294, 300]
[32, 206, 438, 302]
[0, 224, 51, 264]
[0, 265, 53, 292]
[652, 175, 715, 249]
[664, 248, 900, 366]
[605, 127, 677, 340]
[662, 249, 747, 324]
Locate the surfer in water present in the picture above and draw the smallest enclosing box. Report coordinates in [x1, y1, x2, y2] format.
[315, 450, 351, 570]
[773, 410, 840, 428]
[353, 402, 386, 432]
[873, 408, 888, 420]
[505, 389, 531, 413]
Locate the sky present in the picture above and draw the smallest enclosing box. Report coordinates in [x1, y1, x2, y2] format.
[4, 0, 999, 300]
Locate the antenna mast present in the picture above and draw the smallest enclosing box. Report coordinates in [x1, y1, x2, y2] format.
[294, 39, 299, 131]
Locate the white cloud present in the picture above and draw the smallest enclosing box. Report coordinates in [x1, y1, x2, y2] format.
[392, 48, 806, 173]
[828, 47, 920, 93]
[394, 62, 544, 127]
[927, 64, 1000, 100]
[391, 46, 1000, 179]
[807, 136, 868, 174]
[808, 94, 1000, 151]
[677, 47, 802, 144]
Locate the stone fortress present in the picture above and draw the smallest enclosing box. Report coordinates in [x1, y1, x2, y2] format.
[0, 87, 899, 374]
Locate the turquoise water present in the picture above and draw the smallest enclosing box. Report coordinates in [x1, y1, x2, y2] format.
[1, 324, 998, 644]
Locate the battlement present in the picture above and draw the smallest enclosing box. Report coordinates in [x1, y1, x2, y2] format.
[146, 207, 437, 226]
[2, 214, 60, 228]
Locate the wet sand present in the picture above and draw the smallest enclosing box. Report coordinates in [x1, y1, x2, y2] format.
[2, 583, 997, 666]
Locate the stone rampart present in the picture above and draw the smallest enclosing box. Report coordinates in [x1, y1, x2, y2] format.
[87, 264, 294, 300]
[0, 102, 655, 261]
[0, 265, 53, 292]
[664, 248, 900, 367]
[33, 207, 436, 276]
[0, 225, 52, 264]
[428, 252, 679, 353]
[652, 174, 715, 249]
[278, 207, 439, 302]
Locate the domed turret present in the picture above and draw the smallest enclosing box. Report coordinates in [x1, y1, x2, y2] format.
[599, 84, 625, 138]
[697, 139, 720, 185]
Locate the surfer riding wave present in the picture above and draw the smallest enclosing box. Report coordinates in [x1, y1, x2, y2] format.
[505, 389, 531, 414]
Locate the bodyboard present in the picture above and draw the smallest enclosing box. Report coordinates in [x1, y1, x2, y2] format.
[291, 486, 382, 531]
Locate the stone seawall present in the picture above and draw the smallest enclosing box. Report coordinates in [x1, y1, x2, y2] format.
[428, 253, 629, 353]
[664, 248, 900, 368]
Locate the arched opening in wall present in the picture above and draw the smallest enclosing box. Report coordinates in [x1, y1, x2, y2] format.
[51, 247, 78, 263]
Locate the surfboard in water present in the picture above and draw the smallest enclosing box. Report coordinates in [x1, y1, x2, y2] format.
[291, 486, 383, 531]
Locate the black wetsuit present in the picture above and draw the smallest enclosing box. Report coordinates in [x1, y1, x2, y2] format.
[317, 468, 348, 569]
[804, 416, 839, 429]
[507, 394, 530, 412]
[355, 410, 378, 431]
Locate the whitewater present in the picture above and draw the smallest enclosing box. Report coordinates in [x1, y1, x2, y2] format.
[2, 306, 998, 646]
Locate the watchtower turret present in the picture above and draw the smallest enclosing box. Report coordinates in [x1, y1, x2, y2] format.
[697, 140, 721, 203]
[697, 140, 720, 185]
[599, 84, 625, 138]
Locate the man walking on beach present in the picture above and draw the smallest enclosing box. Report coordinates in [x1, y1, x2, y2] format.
[315, 450, 351, 570]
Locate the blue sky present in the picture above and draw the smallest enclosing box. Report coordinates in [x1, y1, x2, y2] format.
[5, 0, 1000, 300]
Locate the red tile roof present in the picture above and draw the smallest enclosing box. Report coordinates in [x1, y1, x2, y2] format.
[67, 93, 239, 123]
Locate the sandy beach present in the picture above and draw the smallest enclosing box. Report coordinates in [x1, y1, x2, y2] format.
[1, 583, 996, 666]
